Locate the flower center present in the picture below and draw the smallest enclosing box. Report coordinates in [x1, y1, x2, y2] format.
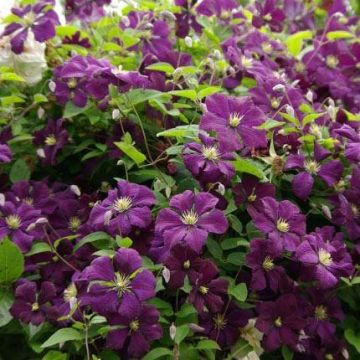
[202, 146, 219, 161]
[295, 62, 305, 73]
[305, 160, 320, 174]
[242, 56, 253, 68]
[181, 209, 199, 226]
[276, 218, 289, 233]
[247, 193, 257, 202]
[69, 216, 81, 232]
[23, 197, 33, 205]
[213, 314, 227, 330]
[318, 249, 332, 266]
[262, 256, 274, 271]
[45, 135, 57, 146]
[315, 305, 327, 320]
[326, 55, 339, 69]
[5, 215, 21, 230]
[270, 98, 280, 109]
[114, 272, 131, 297]
[229, 113, 243, 128]
[129, 319, 139, 332]
[24, 12, 36, 26]
[274, 316, 282, 327]
[262, 42, 272, 53]
[64, 283, 77, 303]
[325, 354, 334, 360]
[68, 78, 77, 89]
[183, 260, 191, 269]
[263, 13, 272, 21]
[31, 302, 39, 312]
[199, 286, 209, 294]
[113, 196, 132, 213]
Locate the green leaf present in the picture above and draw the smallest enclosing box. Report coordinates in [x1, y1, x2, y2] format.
[157, 125, 199, 139]
[1, 95, 25, 106]
[170, 90, 197, 101]
[232, 157, 265, 179]
[221, 238, 248, 250]
[42, 351, 68, 360]
[197, 339, 221, 350]
[0, 238, 24, 284]
[286, 30, 313, 56]
[0, 73, 25, 82]
[176, 303, 197, 318]
[34, 94, 48, 104]
[197, 86, 221, 100]
[148, 298, 174, 317]
[73, 232, 111, 252]
[175, 324, 190, 344]
[41, 328, 83, 348]
[326, 31, 354, 40]
[116, 236, 133, 248]
[0, 288, 14, 327]
[281, 345, 294, 360]
[345, 328, 360, 352]
[56, 25, 81, 37]
[302, 112, 325, 126]
[63, 102, 90, 118]
[206, 238, 223, 260]
[142, 348, 173, 360]
[146, 62, 175, 75]
[227, 252, 245, 266]
[114, 141, 146, 165]
[26, 242, 52, 256]
[279, 112, 300, 127]
[228, 283, 247, 302]
[257, 119, 285, 130]
[10, 159, 31, 183]
[124, 89, 169, 106]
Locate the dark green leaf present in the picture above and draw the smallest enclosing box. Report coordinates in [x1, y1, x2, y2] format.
[0, 238, 24, 284]
[41, 328, 83, 348]
[10, 159, 31, 183]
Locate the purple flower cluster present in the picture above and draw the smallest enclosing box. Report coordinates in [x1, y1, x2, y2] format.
[2, 0, 59, 54]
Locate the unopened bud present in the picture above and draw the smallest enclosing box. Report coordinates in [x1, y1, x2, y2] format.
[70, 185, 81, 196]
[112, 109, 120, 120]
[169, 323, 176, 340]
[49, 81, 56, 92]
[184, 36, 193, 47]
[162, 267, 170, 283]
[0, 193, 5, 206]
[37, 148, 45, 158]
[37, 107, 45, 119]
[104, 210, 112, 226]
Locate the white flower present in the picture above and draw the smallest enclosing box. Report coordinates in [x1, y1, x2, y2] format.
[0, 30, 47, 85]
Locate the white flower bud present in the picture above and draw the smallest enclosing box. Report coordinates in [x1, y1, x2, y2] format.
[217, 183, 225, 196]
[104, 210, 112, 226]
[36, 148, 45, 158]
[0, 194, 5, 206]
[162, 267, 170, 283]
[305, 90, 313, 102]
[112, 109, 120, 120]
[37, 107, 45, 119]
[49, 80, 56, 93]
[70, 185, 81, 196]
[272, 84, 285, 93]
[121, 16, 130, 27]
[169, 323, 176, 340]
[322, 205, 332, 219]
[285, 105, 295, 118]
[36, 217, 48, 225]
[184, 36, 193, 48]
[213, 49, 222, 60]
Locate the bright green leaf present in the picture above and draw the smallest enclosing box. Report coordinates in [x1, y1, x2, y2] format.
[142, 348, 173, 360]
[0, 238, 24, 284]
[114, 141, 146, 165]
[175, 324, 190, 344]
[326, 31, 354, 40]
[73, 232, 111, 252]
[41, 328, 83, 348]
[229, 283, 247, 302]
[10, 159, 31, 183]
[232, 157, 265, 179]
[197, 339, 220, 350]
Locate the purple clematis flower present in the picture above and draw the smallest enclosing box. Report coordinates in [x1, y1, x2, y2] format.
[163, 243, 207, 289]
[82, 248, 156, 316]
[0, 144, 12, 163]
[53, 55, 115, 107]
[155, 191, 228, 253]
[89, 180, 155, 236]
[106, 304, 162, 358]
[0, 201, 42, 252]
[10, 280, 56, 325]
[256, 294, 306, 352]
[284, 142, 343, 200]
[188, 260, 228, 312]
[33, 119, 69, 166]
[306, 289, 344, 341]
[233, 175, 275, 211]
[248, 197, 306, 252]
[296, 226, 353, 288]
[183, 133, 235, 186]
[196, 0, 238, 17]
[65, 0, 111, 23]
[246, 238, 285, 292]
[2, 0, 59, 54]
[199, 94, 267, 151]
[252, 0, 285, 32]
[335, 124, 360, 163]
[199, 302, 250, 348]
